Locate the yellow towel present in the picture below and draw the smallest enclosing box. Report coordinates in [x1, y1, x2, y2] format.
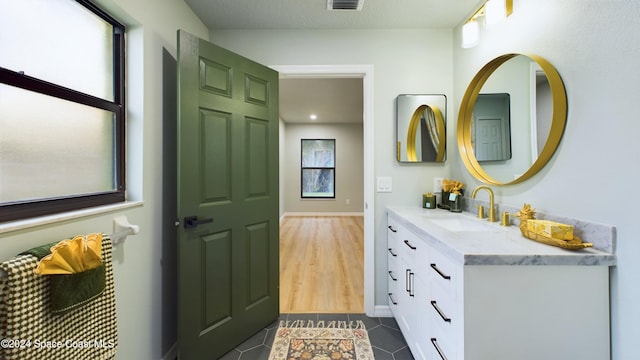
[35, 233, 103, 275]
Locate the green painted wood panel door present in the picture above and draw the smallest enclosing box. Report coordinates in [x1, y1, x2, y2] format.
[176, 30, 279, 359]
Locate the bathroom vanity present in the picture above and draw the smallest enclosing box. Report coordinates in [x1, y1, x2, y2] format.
[387, 206, 616, 360]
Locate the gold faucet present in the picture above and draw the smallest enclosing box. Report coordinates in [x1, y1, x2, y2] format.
[471, 185, 496, 222]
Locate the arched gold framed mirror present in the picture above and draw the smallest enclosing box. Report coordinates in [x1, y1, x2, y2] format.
[457, 53, 567, 185]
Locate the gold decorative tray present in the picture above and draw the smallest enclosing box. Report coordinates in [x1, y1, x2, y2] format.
[519, 228, 592, 250]
[516, 203, 593, 250]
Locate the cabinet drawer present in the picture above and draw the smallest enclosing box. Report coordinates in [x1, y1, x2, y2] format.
[388, 291, 400, 318]
[428, 249, 458, 298]
[429, 297, 455, 331]
[429, 335, 455, 360]
[387, 267, 399, 293]
[397, 227, 419, 267]
[388, 219, 399, 247]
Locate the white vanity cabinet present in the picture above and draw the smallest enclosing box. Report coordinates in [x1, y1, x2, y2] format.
[387, 217, 419, 345]
[387, 210, 614, 360]
[388, 216, 430, 359]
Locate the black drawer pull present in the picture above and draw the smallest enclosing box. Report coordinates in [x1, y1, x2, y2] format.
[388, 270, 397, 281]
[403, 240, 417, 250]
[388, 248, 397, 257]
[388, 293, 397, 305]
[431, 338, 448, 360]
[430, 301, 451, 323]
[430, 263, 451, 280]
[388, 225, 397, 233]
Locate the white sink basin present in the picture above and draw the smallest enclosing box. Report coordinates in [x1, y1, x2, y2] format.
[428, 217, 497, 232]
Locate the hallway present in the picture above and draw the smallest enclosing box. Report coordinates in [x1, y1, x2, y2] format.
[279, 216, 364, 313]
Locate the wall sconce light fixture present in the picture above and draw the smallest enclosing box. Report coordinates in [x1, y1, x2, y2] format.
[461, 0, 513, 48]
[462, 20, 479, 48]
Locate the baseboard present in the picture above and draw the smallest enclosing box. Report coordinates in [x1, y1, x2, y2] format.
[283, 212, 365, 217]
[373, 305, 393, 318]
[162, 343, 177, 360]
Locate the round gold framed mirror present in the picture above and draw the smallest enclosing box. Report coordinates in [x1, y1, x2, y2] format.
[457, 53, 567, 185]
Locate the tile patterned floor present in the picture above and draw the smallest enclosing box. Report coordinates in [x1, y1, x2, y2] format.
[218, 313, 414, 360]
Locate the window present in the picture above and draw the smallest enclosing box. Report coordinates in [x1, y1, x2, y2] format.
[301, 139, 335, 198]
[0, 0, 126, 222]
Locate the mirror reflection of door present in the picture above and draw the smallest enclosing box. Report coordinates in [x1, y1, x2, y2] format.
[533, 67, 552, 157]
[473, 93, 511, 162]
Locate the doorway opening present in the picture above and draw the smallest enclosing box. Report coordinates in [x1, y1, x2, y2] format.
[274, 64, 374, 316]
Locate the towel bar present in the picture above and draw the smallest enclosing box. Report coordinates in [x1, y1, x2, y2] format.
[111, 215, 140, 245]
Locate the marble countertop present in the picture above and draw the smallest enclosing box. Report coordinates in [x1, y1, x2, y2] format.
[387, 206, 617, 266]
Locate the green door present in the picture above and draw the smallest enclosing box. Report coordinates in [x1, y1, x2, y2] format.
[176, 30, 280, 359]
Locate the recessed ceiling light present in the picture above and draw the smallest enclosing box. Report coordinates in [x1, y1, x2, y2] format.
[310, 114, 317, 120]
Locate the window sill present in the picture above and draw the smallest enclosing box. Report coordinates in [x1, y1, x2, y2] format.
[0, 201, 143, 235]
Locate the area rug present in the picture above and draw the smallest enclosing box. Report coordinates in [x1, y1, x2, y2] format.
[268, 320, 375, 360]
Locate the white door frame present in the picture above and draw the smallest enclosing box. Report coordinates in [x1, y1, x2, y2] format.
[272, 64, 375, 316]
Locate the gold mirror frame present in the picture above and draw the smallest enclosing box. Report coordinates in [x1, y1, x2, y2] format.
[406, 105, 446, 162]
[457, 53, 567, 185]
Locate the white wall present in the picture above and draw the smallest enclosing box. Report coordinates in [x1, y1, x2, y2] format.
[451, 1, 640, 359]
[210, 28, 455, 307]
[283, 123, 364, 214]
[0, 1, 208, 359]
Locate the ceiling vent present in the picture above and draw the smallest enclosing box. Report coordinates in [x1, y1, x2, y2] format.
[327, 0, 364, 11]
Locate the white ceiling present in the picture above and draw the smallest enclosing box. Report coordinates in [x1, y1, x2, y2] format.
[183, 0, 482, 123]
[184, 0, 481, 30]
[279, 78, 364, 124]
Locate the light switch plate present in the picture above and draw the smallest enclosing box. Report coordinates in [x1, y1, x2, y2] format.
[377, 177, 392, 192]
[433, 177, 443, 192]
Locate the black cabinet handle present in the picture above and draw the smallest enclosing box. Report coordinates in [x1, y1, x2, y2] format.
[388, 270, 397, 281]
[184, 216, 214, 229]
[388, 248, 397, 257]
[430, 300, 451, 323]
[388, 293, 397, 305]
[431, 338, 448, 360]
[430, 263, 451, 280]
[388, 225, 397, 233]
[404, 240, 417, 250]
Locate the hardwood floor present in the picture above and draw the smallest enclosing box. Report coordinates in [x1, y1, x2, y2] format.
[279, 216, 364, 313]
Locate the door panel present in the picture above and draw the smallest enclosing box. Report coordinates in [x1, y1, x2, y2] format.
[247, 118, 270, 197]
[246, 222, 270, 305]
[202, 231, 232, 329]
[177, 30, 279, 359]
[201, 109, 232, 202]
